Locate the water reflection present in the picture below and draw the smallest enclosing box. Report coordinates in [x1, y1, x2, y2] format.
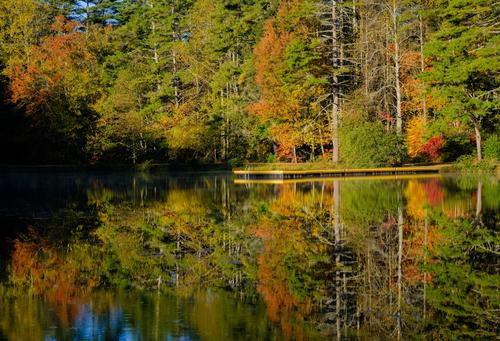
[0, 290, 283, 341]
[0, 171, 498, 340]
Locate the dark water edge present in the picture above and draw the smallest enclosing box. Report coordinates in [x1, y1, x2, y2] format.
[0, 170, 498, 340]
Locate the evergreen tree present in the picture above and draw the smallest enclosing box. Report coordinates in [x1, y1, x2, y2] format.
[424, 0, 499, 162]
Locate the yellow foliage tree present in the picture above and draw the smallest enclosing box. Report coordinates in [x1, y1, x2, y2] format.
[405, 116, 426, 157]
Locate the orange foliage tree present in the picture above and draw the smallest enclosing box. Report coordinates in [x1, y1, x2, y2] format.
[9, 16, 100, 113]
[7, 16, 105, 158]
[250, 0, 327, 162]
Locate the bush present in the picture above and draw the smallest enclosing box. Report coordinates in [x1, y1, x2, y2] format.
[455, 154, 496, 172]
[421, 135, 445, 161]
[266, 153, 277, 163]
[484, 135, 500, 161]
[339, 119, 406, 167]
[426, 119, 472, 162]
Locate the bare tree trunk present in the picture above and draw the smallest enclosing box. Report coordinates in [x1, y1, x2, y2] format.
[361, 0, 369, 100]
[384, 22, 391, 120]
[220, 89, 225, 160]
[331, 1, 340, 166]
[148, 1, 161, 92]
[332, 96, 340, 165]
[392, 0, 403, 135]
[319, 128, 325, 156]
[171, 6, 179, 109]
[418, 14, 428, 124]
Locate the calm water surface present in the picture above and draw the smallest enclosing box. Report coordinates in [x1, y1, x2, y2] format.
[0, 170, 498, 340]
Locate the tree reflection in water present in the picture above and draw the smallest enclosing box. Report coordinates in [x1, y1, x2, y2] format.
[0, 173, 498, 340]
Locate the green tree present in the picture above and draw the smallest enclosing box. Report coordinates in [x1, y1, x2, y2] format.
[92, 0, 192, 163]
[423, 0, 499, 162]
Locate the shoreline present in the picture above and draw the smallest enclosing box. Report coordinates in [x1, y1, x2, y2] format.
[233, 165, 448, 180]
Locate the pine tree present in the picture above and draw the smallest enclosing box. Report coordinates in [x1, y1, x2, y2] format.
[92, 0, 191, 163]
[424, 0, 499, 162]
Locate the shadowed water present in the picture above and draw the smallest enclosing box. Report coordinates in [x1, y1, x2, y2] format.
[0, 170, 498, 340]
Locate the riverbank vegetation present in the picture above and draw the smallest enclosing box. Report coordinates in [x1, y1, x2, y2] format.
[0, 0, 497, 167]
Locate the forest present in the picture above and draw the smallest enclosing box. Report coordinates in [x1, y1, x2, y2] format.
[0, 0, 498, 166]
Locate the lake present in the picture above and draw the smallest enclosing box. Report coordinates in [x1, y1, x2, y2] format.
[0, 170, 498, 340]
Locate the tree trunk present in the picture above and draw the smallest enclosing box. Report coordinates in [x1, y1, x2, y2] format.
[331, 1, 340, 166]
[392, 1, 403, 135]
[171, 6, 179, 108]
[149, 1, 161, 92]
[319, 128, 325, 156]
[332, 97, 340, 165]
[418, 14, 428, 124]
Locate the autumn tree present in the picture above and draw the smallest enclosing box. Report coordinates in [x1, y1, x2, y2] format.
[252, 0, 329, 162]
[355, 1, 429, 130]
[0, 0, 51, 67]
[7, 16, 107, 161]
[173, 0, 277, 162]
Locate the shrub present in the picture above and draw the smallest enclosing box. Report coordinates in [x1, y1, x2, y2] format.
[421, 135, 445, 161]
[340, 119, 406, 167]
[455, 154, 496, 172]
[483, 135, 500, 161]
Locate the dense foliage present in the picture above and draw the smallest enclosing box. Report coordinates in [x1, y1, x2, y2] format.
[0, 0, 497, 165]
